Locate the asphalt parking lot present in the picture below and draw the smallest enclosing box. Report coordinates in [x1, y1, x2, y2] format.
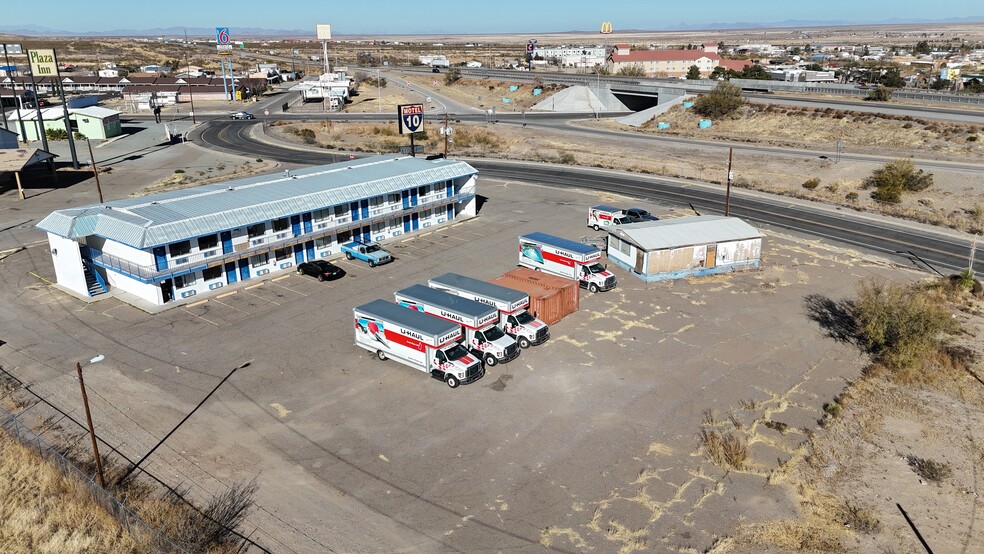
[0, 176, 916, 552]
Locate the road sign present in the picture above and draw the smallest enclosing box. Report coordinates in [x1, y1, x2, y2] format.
[397, 103, 424, 135]
[526, 43, 534, 53]
[2, 44, 23, 55]
[216, 27, 231, 45]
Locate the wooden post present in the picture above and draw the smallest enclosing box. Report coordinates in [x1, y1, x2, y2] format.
[725, 147, 733, 217]
[14, 171, 25, 200]
[85, 139, 104, 203]
[76, 361, 106, 488]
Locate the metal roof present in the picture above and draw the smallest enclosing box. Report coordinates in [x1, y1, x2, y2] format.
[520, 232, 600, 255]
[590, 205, 622, 213]
[37, 155, 477, 249]
[395, 284, 497, 319]
[429, 273, 527, 304]
[354, 299, 461, 338]
[610, 216, 762, 251]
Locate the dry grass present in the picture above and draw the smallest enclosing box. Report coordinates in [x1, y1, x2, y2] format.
[698, 428, 749, 471]
[0, 430, 142, 553]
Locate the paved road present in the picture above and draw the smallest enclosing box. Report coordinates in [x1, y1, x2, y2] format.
[193, 120, 982, 275]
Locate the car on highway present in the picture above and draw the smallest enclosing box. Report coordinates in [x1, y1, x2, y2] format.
[229, 111, 255, 120]
[623, 208, 659, 223]
[296, 260, 345, 281]
[432, 67, 440, 73]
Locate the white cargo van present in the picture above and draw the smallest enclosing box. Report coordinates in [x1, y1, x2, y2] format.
[518, 232, 616, 293]
[354, 299, 483, 388]
[587, 205, 629, 231]
[394, 285, 520, 367]
[428, 272, 549, 348]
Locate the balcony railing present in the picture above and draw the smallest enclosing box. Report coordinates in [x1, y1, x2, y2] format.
[82, 192, 475, 283]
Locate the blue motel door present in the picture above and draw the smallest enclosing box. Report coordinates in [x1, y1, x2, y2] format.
[225, 262, 238, 284]
[238, 259, 250, 280]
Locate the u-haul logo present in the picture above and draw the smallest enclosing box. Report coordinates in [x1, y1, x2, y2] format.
[478, 312, 498, 326]
[439, 330, 461, 344]
[439, 309, 466, 324]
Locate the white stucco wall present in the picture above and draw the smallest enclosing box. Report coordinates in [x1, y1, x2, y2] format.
[107, 272, 163, 305]
[48, 233, 89, 296]
[90, 237, 155, 265]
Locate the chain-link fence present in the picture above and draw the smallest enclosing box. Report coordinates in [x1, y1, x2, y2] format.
[1, 407, 188, 553]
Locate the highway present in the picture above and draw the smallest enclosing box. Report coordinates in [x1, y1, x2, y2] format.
[193, 120, 982, 275]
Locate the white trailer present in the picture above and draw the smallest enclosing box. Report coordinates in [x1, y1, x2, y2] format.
[518, 232, 616, 293]
[427, 272, 549, 349]
[354, 299, 483, 388]
[395, 285, 520, 367]
[587, 204, 629, 231]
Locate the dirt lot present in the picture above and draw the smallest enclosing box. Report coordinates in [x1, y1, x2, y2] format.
[403, 74, 567, 111]
[4, 171, 959, 552]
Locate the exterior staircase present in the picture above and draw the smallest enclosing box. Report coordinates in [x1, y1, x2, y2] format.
[82, 262, 107, 296]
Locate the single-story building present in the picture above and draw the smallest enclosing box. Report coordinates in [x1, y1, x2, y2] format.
[606, 216, 762, 281]
[5, 106, 122, 141]
[37, 155, 478, 307]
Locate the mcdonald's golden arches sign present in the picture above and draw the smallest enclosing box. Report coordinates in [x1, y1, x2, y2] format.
[600, 21, 613, 34]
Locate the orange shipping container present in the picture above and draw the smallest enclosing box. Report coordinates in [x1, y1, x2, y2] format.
[492, 268, 579, 325]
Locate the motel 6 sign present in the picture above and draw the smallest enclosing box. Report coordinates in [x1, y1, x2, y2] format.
[397, 103, 424, 135]
[216, 27, 231, 45]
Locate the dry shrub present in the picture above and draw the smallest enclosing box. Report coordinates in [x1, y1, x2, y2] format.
[802, 177, 821, 190]
[906, 455, 952, 483]
[0, 431, 140, 553]
[740, 519, 843, 551]
[452, 127, 503, 151]
[854, 279, 956, 371]
[698, 428, 748, 470]
[840, 502, 881, 534]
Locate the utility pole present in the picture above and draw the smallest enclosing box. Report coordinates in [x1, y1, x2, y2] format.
[2, 44, 28, 142]
[725, 147, 733, 217]
[76, 355, 106, 487]
[184, 53, 196, 124]
[85, 138, 104, 203]
[376, 68, 382, 114]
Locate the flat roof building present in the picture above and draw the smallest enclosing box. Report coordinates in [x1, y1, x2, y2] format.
[606, 216, 762, 281]
[37, 155, 478, 308]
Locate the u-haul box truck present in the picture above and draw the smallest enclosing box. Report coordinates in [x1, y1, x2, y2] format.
[518, 232, 616, 293]
[587, 205, 629, 231]
[395, 284, 520, 367]
[428, 273, 549, 348]
[354, 299, 483, 388]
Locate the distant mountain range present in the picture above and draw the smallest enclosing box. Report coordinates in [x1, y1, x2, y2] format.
[2, 17, 984, 38]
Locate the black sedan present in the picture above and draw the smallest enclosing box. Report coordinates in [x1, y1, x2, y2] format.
[624, 208, 659, 223]
[297, 260, 344, 281]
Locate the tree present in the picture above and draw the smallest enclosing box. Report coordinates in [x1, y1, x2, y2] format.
[865, 159, 933, 203]
[686, 65, 701, 80]
[929, 79, 950, 91]
[790, 46, 803, 56]
[804, 63, 823, 71]
[913, 40, 932, 55]
[738, 64, 771, 80]
[693, 81, 744, 118]
[616, 64, 646, 77]
[710, 66, 729, 80]
[443, 67, 461, 86]
[878, 68, 905, 88]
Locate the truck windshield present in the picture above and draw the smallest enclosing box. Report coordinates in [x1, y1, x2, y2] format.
[614, 217, 629, 225]
[444, 344, 469, 361]
[515, 311, 535, 324]
[484, 325, 506, 341]
[586, 263, 606, 274]
[365, 244, 381, 253]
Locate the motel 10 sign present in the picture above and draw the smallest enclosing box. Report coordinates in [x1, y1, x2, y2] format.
[397, 103, 424, 135]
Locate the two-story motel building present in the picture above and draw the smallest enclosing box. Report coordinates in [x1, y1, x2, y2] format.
[37, 155, 478, 308]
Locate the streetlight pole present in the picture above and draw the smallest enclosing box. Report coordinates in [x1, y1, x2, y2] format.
[3, 44, 28, 144]
[376, 68, 382, 114]
[76, 354, 106, 487]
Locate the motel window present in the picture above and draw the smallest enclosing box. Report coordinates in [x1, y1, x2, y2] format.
[275, 248, 291, 261]
[272, 218, 290, 232]
[202, 266, 222, 281]
[336, 230, 352, 244]
[333, 205, 347, 217]
[175, 273, 197, 288]
[418, 185, 428, 196]
[169, 240, 191, 257]
[197, 234, 218, 250]
[370, 195, 384, 207]
[313, 208, 330, 221]
[250, 253, 269, 267]
[247, 223, 266, 238]
[387, 193, 401, 204]
[315, 236, 332, 249]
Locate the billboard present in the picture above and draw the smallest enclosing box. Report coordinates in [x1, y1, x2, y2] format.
[317, 24, 332, 40]
[3, 44, 23, 55]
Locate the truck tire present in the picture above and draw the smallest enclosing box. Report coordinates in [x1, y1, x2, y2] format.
[376, 350, 388, 361]
[484, 354, 498, 367]
[518, 336, 531, 349]
[593, 224, 600, 231]
[368, 259, 377, 268]
[345, 252, 354, 260]
[446, 375, 460, 388]
[589, 283, 599, 293]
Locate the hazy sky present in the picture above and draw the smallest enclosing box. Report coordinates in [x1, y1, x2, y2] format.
[4, 0, 982, 34]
